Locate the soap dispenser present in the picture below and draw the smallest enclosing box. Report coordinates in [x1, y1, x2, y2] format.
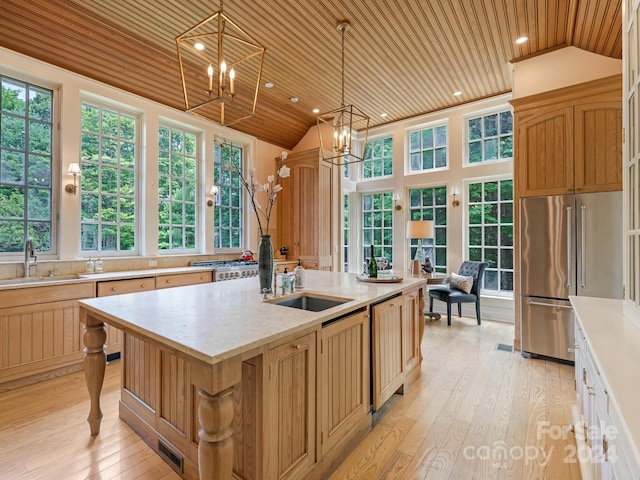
[95, 257, 104, 273]
[86, 257, 95, 273]
[294, 259, 305, 288]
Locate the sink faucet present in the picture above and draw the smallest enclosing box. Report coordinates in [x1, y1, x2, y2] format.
[24, 238, 37, 277]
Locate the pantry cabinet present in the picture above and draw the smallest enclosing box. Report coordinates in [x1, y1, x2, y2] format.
[277, 148, 336, 270]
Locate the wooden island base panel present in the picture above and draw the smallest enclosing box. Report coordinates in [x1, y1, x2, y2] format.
[80, 271, 426, 480]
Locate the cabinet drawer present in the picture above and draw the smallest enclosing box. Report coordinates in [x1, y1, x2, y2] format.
[155, 271, 212, 289]
[0, 282, 94, 308]
[97, 277, 154, 297]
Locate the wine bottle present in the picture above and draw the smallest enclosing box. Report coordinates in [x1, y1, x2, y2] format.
[369, 245, 378, 278]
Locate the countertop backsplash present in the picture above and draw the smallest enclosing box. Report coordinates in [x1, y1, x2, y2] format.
[0, 254, 242, 281]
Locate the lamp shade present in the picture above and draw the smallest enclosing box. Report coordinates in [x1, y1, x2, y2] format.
[67, 162, 81, 175]
[406, 220, 434, 239]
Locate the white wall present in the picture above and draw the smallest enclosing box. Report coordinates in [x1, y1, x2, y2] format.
[512, 46, 622, 99]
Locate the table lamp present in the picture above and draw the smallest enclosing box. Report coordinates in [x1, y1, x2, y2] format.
[406, 220, 434, 273]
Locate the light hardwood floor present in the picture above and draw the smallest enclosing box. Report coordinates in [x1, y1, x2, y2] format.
[0, 317, 580, 480]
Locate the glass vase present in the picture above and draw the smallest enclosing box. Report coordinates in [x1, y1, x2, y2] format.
[258, 234, 274, 293]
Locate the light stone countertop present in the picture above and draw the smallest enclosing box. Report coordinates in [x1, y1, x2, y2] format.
[80, 271, 426, 366]
[0, 266, 212, 290]
[569, 296, 640, 470]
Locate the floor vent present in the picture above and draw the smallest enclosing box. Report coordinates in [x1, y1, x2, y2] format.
[158, 439, 183, 474]
[496, 343, 514, 352]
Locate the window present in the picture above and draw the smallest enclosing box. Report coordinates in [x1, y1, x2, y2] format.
[0, 76, 54, 254]
[343, 194, 349, 272]
[80, 103, 137, 253]
[409, 124, 447, 172]
[468, 178, 514, 293]
[362, 192, 393, 263]
[408, 186, 447, 272]
[467, 110, 513, 163]
[363, 137, 392, 178]
[214, 143, 243, 249]
[158, 125, 197, 252]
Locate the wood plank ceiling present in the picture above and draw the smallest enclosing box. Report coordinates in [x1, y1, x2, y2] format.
[0, 0, 622, 150]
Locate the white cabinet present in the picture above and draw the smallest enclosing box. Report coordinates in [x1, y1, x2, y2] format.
[572, 318, 640, 479]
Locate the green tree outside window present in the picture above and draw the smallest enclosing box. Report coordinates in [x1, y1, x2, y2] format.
[158, 126, 197, 251]
[468, 110, 513, 164]
[408, 186, 448, 273]
[468, 178, 513, 292]
[363, 137, 393, 179]
[362, 192, 393, 265]
[214, 143, 243, 249]
[0, 76, 53, 253]
[80, 102, 137, 253]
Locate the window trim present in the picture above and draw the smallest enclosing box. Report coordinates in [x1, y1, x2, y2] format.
[405, 119, 449, 175]
[213, 141, 247, 252]
[157, 123, 199, 254]
[463, 174, 514, 298]
[360, 134, 394, 181]
[78, 98, 141, 257]
[462, 105, 514, 167]
[0, 73, 60, 260]
[407, 184, 448, 274]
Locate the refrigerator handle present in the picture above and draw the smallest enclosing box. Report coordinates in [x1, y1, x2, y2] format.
[581, 205, 586, 288]
[567, 206, 572, 288]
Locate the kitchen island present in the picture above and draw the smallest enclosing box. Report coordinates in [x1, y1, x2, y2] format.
[79, 270, 426, 480]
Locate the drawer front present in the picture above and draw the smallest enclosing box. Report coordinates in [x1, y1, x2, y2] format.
[97, 277, 154, 297]
[155, 271, 212, 289]
[0, 282, 94, 308]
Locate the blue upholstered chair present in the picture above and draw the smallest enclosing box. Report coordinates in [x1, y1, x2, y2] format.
[428, 261, 488, 326]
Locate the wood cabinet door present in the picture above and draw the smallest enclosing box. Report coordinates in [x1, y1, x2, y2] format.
[319, 309, 369, 457]
[266, 331, 317, 480]
[574, 102, 623, 193]
[402, 290, 420, 373]
[0, 300, 83, 384]
[372, 297, 404, 410]
[517, 107, 574, 197]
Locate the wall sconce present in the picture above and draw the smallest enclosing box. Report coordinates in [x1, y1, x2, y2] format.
[207, 185, 219, 207]
[64, 163, 82, 195]
[392, 192, 401, 210]
[451, 185, 460, 207]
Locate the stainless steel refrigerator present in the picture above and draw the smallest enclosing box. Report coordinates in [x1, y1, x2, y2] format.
[520, 192, 623, 362]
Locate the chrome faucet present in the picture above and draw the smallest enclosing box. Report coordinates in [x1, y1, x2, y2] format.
[24, 238, 37, 277]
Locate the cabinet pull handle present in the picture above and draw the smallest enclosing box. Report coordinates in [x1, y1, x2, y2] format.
[603, 434, 608, 461]
[567, 205, 572, 288]
[587, 386, 595, 396]
[293, 344, 301, 350]
[141, 284, 146, 288]
[583, 368, 587, 384]
[111, 287, 117, 291]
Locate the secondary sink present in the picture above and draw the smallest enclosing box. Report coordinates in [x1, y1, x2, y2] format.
[269, 293, 351, 312]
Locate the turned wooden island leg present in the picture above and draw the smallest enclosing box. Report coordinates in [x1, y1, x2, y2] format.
[198, 387, 235, 480]
[83, 314, 107, 436]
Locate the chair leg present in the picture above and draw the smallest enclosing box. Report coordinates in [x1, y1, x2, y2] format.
[429, 296, 434, 312]
[457, 303, 462, 317]
[446, 302, 452, 326]
[476, 301, 481, 325]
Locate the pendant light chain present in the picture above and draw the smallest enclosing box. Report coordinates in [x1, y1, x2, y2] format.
[341, 24, 345, 108]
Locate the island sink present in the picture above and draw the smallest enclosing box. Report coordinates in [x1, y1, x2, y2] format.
[270, 293, 351, 312]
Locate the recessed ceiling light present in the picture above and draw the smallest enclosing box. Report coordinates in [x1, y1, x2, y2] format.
[380, 113, 388, 117]
[515, 36, 528, 44]
[264, 82, 274, 88]
[453, 91, 462, 96]
[194, 42, 205, 51]
[290, 97, 298, 103]
[312, 108, 320, 113]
